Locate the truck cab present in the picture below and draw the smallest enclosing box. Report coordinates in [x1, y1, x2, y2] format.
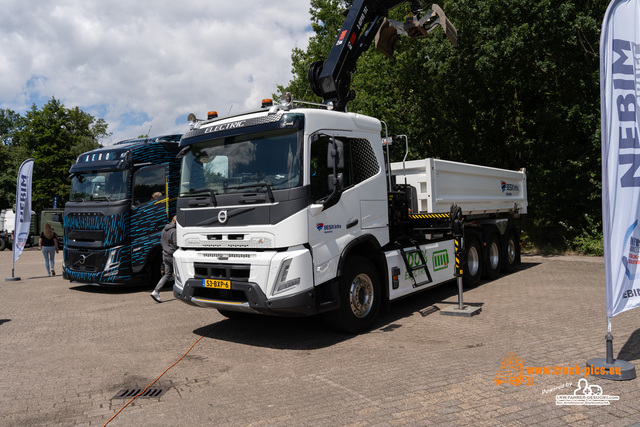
[63, 135, 181, 286]
[173, 105, 390, 317]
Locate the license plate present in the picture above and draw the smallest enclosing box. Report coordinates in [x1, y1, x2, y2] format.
[202, 279, 231, 289]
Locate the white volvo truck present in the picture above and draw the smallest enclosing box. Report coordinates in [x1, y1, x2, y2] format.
[173, 1, 528, 332]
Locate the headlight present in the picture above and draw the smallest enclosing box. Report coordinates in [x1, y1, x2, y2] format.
[272, 258, 301, 295]
[104, 249, 120, 270]
[174, 260, 184, 291]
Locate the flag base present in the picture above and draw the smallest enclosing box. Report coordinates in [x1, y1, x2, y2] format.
[5, 277, 21, 281]
[586, 332, 636, 381]
[586, 358, 636, 381]
[440, 305, 481, 317]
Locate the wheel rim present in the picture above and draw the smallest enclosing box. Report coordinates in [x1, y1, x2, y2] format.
[506, 239, 516, 265]
[468, 246, 480, 276]
[489, 242, 500, 270]
[349, 273, 374, 318]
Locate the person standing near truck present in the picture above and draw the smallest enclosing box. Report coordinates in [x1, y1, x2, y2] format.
[151, 216, 177, 303]
[39, 223, 59, 276]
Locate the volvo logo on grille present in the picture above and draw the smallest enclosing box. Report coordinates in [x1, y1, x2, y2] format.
[74, 253, 92, 266]
[218, 210, 228, 224]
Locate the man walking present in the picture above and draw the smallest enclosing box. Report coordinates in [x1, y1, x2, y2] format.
[151, 216, 178, 303]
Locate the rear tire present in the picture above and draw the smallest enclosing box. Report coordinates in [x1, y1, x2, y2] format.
[323, 256, 380, 334]
[502, 230, 519, 273]
[0, 238, 6, 251]
[483, 232, 502, 280]
[463, 234, 483, 287]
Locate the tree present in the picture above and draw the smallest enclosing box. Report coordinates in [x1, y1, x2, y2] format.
[279, 0, 608, 250]
[0, 109, 24, 209]
[8, 98, 111, 212]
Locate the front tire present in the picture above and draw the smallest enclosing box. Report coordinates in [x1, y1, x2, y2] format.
[323, 256, 381, 334]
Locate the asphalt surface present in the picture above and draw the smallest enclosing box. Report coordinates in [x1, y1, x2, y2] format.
[1, 247, 639, 426]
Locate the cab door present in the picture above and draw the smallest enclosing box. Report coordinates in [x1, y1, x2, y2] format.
[307, 132, 382, 286]
[130, 164, 169, 272]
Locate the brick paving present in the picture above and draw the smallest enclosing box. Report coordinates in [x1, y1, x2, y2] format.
[1, 248, 639, 426]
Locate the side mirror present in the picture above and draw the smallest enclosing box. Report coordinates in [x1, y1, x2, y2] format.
[328, 173, 343, 192]
[327, 138, 344, 169]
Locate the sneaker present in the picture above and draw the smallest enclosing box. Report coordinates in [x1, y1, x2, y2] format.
[150, 291, 162, 303]
[51, 270, 56, 276]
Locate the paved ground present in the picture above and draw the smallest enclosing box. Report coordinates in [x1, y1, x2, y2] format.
[1, 247, 639, 426]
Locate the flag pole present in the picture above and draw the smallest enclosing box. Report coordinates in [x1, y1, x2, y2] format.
[586, 318, 635, 380]
[4, 237, 22, 282]
[6, 253, 21, 281]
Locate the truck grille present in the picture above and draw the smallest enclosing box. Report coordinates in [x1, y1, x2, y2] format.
[65, 248, 101, 272]
[193, 262, 250, 281]
[191, 262, 251, 303]
[67, 229, 105, 244]
[192, 287, 249, 302]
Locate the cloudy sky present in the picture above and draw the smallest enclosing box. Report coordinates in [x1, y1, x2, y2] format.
[0, 0, 313, 145]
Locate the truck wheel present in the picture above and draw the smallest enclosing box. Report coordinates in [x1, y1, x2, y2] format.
[0, 238, 5, 251]
[483, 232, 502, 280]
[502, 230, 519, 273]
[323, 256, 380, 334]
[463, 235, 482, 287]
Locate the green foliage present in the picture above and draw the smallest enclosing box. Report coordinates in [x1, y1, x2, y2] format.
[280, 0, 609, 250]
[0, 98, 111, 212]
[565, 214, 604, 256]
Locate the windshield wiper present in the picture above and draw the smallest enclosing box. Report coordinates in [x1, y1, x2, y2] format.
[188, 188, 218, 206]
[228, 182, 275, 203]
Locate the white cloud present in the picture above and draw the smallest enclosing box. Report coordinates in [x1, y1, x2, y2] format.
[0, 0, 313, 144]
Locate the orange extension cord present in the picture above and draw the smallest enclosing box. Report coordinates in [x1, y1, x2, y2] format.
[103, 322, 220, 426]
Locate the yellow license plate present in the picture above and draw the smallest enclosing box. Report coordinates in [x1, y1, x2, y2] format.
[202, 279, 231, 289]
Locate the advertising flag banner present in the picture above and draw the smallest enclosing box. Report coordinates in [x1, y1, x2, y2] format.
[601, 0, 640, 317]
[13, 158, 34, 264]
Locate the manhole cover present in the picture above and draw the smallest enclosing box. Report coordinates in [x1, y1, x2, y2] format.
[112, 387, 169, 399]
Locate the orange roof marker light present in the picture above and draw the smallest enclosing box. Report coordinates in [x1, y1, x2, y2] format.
[207, 111, 218, 119]
[261, 99, 273, 108]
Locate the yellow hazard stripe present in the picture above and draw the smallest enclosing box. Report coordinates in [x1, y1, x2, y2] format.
[409, 213, 449, 219]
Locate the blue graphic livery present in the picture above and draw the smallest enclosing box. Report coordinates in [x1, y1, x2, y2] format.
[63, 135, 182, 286]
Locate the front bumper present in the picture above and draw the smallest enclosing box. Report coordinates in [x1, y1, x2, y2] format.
[174, 278, 318, 316]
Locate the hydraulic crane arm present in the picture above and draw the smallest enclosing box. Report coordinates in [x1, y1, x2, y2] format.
[308, 0, 456, 112]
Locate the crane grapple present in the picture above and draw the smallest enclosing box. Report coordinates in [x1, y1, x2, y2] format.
[308, 1, 457, 111]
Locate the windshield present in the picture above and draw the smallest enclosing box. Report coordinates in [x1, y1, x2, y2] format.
[180, 127, 303, 196]
[70, 170, 129, 202]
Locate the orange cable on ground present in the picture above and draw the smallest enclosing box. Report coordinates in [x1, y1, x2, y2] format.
[103, 322, 220, 426]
